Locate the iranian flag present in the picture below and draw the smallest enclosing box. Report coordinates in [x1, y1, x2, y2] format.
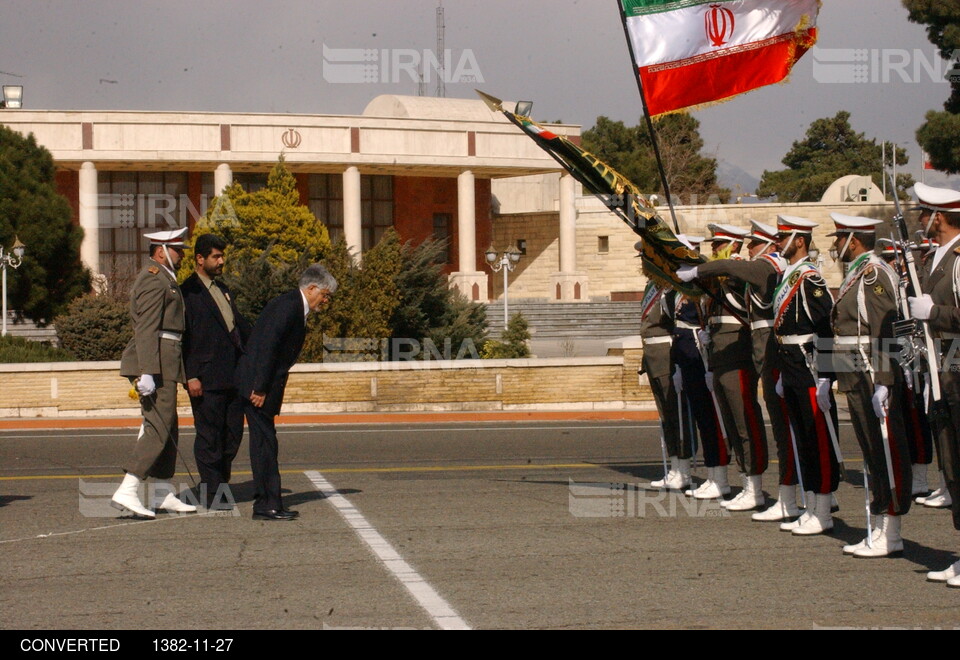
[620, 0, 820, 116]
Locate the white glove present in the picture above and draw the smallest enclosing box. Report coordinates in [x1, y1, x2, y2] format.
[697, 329, 711, 350]
[775, 376, 784, 398]
[137, 374, 156, 397]
[816, 378, 832, 412]
[672, 369, 683, 392]
[909, 294, 934, 320]
[704, 371, 715, 393]
[677, 265, 699, 283]
[872, 384, 889, 419]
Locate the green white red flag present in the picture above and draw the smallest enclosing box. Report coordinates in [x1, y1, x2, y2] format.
[619, 0, 820, 116]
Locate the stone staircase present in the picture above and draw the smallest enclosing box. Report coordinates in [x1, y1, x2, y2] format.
[2, 312, 59, 344]
[484, 300, 643, 340]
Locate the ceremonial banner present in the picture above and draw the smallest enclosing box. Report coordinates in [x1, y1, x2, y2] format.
[619, 0, 820, 116]
[477, 91, 704, 296]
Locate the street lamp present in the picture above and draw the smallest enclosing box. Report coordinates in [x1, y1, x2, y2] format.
[484, 247, 521, 330]
[1, 236, 26, 336]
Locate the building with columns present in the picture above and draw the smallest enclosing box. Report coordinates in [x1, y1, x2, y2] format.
[0, 95, 590, 303]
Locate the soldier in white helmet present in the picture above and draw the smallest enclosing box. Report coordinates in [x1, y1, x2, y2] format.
[111, 227, 197, 518]
[907, 183, 960, 586]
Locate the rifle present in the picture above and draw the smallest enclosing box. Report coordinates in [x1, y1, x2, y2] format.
[888, 173, 950, 434]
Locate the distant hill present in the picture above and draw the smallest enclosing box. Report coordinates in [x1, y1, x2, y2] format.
[717, 160, 760, 199]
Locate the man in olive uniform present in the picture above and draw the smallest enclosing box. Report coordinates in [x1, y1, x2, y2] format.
[679, 221, 799, 520]
[696, 224, 768, 512]
[111, 228, 196, 518]
[772, 216, 841, 536]
[907, 183, 960, 586]
[828, 213, 912, 557]
[637, 241, 690, 490]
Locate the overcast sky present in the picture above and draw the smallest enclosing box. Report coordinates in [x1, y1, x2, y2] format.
[1, 0, 958, 189]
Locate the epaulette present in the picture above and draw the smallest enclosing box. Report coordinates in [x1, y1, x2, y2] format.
[147, 266, 159, 274]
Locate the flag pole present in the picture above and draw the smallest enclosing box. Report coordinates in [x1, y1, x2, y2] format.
[616, 0, 681, 234]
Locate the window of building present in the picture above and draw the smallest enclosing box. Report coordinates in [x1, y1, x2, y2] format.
[98, 171, 189, 280]
[598, 236, 610, 254]
[433, 213, 452, 264]
[308, 174, 345, 242]
[361, 175, 394, 251]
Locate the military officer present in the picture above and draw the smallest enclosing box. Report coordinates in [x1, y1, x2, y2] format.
[907, 183, 960, 586]
[637, 241, 691, 490]
[828, 213, 912, 557]
[111, 228, 196, 518]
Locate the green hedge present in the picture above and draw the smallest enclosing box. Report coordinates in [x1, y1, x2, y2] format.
[0, 335, 76, 363]
[54, 293, 132, 361]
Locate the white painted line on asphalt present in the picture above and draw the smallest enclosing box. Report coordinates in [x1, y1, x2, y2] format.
[304, 470, 471, 631]
[0, 510, 229, 545]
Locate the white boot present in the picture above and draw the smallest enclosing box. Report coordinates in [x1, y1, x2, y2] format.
[727, 475, 764, 512]
[153, 482, 197, 513]
[685, 466, 710, 497]
[927, 559, 960, 582]
[713, 465, 731, 496]
[948, 575, 960, 588]
[793, 493, 834, 535]
[780, 492, 815, 531]
[843, 516, 884, 555]
[918, 472, 948, 505]
[111, 473, 156, 518]
[650, 457, 678, 489]
[691, 468, 725, 500]
[854, 515, 904, 558]
[665, 458, 692, 490]
[911, 464, 930, 497]
[754, 485, 801, 522]
[721, 474, 747, 509]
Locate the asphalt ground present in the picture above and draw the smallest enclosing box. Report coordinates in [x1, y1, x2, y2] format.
[1, 416, 959, 631]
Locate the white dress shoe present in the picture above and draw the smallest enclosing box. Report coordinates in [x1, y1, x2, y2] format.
[948, 575, 960, 588]
[111, 473, 156, 518]
[156, 491, 197, 513]
[844, 517, 884, 555]
[927, 560, 960, 582]
[650, 471, 676, 489]
[923, 491, 953, 508]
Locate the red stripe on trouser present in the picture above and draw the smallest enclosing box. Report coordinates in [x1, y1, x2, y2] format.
[776, 371, 796, 485]
[907, 387, 929, 464]
[740, 369, 767, 475]
[808, 387, 833, 494]
[886, 415, 905, 516]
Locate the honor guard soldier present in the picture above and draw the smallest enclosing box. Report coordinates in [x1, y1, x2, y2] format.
[878, 238, 935, 500]
[111, 228, 197, 518]
[907, 183, 960, 586]
[697, 224, 769, 512]
[828, 213, 912, 557]
[671, 235, 730, 499]
[680, 221, 799, 520]
[771, 216, 841, 536]
[638, 241, 691, 491]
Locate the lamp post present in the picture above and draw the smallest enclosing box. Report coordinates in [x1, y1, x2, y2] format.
[484, 247, 521, 330]
[1, 236, 26, 336]
[1, 85, 23, 109]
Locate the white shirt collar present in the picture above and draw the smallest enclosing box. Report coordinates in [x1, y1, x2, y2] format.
[300, 288, 310, 319]
[931, 233, 960, 273]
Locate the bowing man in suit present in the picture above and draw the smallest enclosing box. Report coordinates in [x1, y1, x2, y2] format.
[235, 264, 337, 521]
[181, 234, 252, 510]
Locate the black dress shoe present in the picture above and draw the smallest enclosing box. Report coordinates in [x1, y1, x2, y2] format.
[281, 508, 300, 518]
[252, 509, 298, 521]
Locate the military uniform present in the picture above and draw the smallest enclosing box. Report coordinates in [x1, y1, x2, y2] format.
[829, 214, 913, 556]
[695, 224, 799, 518]
[119, 261, 187, 480]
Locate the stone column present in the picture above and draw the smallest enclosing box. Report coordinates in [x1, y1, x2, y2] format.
[214, 163, 232, 195]
[550, 174, 589, 301]
[343, 166, 362, 264]
[448, 170, 487, 301]
[78, 162, 100, 276]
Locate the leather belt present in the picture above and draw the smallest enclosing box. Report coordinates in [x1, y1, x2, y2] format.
[750, 320, 775, 330]
[778, 333, 816, 345]
[643, 336, 673, 345]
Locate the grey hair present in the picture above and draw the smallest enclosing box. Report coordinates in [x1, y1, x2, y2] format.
[299, 263, 338, 294]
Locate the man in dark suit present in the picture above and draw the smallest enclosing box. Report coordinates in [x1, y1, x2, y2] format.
[181, 234, 251, 510]
[235, 264, 337, 520]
